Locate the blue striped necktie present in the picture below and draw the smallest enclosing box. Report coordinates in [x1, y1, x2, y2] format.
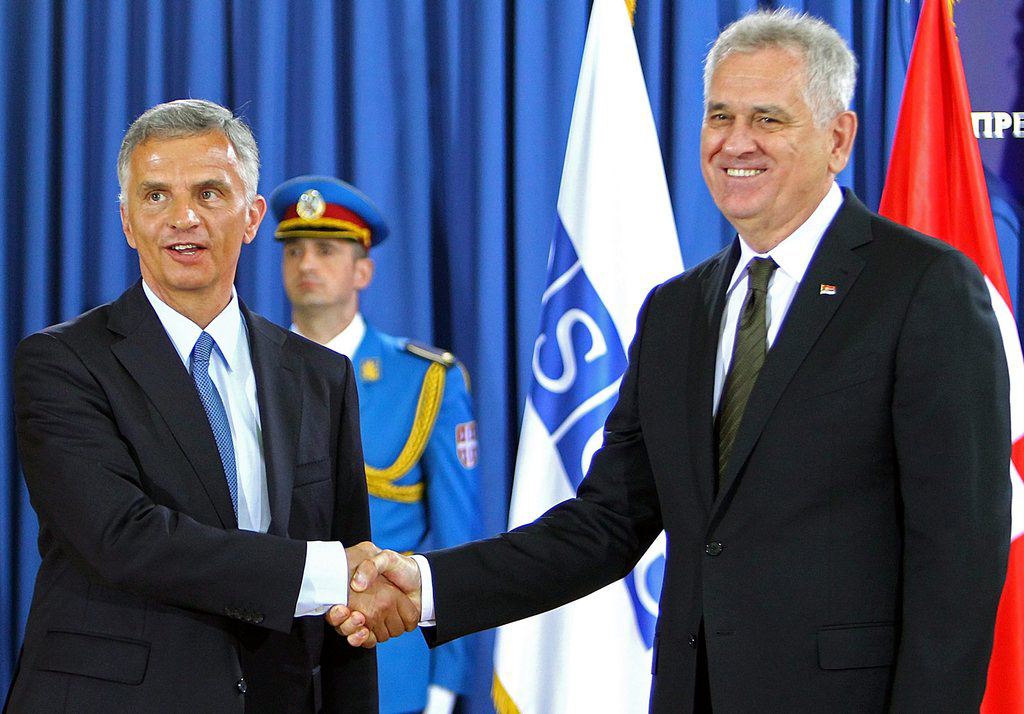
[190, 331, 238, 516]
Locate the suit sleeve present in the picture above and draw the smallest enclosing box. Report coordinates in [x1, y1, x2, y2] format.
[422, 363, 479, 693]
[425, 291, 664, 645]
[14, 331, 306, 633]
[888, 249, 1011, 709]
[319, 359, 378, 713]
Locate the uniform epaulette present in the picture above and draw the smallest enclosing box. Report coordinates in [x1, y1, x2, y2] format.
[405, 340, 456, 368]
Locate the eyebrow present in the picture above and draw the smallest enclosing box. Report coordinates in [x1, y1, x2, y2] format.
[136, 178, 233, 194]
[705, 101, 793, 119]
[751, 104, 790, 117]
[137, 180, 169, 195]
[195, 178, 233, 193]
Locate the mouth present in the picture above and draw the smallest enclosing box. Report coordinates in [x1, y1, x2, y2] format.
[166, 243, 206, 256]
[725, 168, 766, 177]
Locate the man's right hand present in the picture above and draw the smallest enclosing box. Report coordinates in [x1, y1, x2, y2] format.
[328, 549, 423, 647]
[332, 543, 419, 645]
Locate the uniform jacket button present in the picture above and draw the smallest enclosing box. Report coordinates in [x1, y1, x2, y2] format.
[236, 677, 247, 694]
[705, 541, 723, 556]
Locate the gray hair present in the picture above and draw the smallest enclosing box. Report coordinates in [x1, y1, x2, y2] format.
[704, 9, 857, 126]
[117, 99, 260, 203]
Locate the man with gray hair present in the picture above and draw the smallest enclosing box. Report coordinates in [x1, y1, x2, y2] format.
[5, 99, 418, 713]
[333, 9, 1011, 712]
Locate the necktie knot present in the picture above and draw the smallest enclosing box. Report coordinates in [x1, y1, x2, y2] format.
[191, 331, 215, 370]
[747, 257, 777, 293]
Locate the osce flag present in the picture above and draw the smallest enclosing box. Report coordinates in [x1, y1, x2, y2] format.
[492, 0, 684, 711]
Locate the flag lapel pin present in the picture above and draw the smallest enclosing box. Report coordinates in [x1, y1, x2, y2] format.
[819, 284, 837, 296]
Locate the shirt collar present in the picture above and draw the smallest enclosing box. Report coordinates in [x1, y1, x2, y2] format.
[290, 312, 366, 359]
[727, 182, 844, 294]
[142, 280, 246, 371]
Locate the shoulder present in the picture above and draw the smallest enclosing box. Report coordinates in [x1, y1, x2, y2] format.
[403, 340, 457, 368]
[18, 295, 120, 361]
[363, 324, 457, 369]
[868, 211, 954, 256]
[403, 340, 471, 391]
[374, 328, 471, 393]
[861, 209, 984, 286]
[13, 292, 138, 395]
[643, 245, 730, 311]
[36, 302, 113, 341]
[831, 189, 962, 267]
[249, 312, 353, 376]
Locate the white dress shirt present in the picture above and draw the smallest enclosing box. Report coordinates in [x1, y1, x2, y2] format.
[415, 183, 845, 626]
[713, 182, 843, 413]
[290, 311, 366, 359]
[142, 281, 347, 615]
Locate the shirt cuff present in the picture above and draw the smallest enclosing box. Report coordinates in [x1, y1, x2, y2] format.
[411, 554, 436, 625]
[294, 541, 349, 617]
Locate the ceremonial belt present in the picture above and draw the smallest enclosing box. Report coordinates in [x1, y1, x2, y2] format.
[365, 362, 446, 503]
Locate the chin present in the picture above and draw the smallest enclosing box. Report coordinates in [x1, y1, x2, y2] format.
[718, 197, 769, 223]
[293, 295, 326, 307]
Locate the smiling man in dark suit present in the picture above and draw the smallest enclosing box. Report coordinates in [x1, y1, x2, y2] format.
[332, 9, 1012, 713]
[4, 99, 417, 714]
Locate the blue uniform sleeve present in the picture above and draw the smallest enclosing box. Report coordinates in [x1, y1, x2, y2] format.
[421, 363, 479, 694]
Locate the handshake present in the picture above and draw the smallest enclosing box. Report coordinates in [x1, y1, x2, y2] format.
[331, 542, 424, 648]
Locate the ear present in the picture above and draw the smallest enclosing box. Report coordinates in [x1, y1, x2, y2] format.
[121, 203, 137, 249]
[354, 256, 375, 291]
[827, 110, 858, 175]
[243, 194, 268, 245]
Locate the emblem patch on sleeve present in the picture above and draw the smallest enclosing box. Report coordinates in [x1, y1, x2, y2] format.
[455, 421, 479, 469]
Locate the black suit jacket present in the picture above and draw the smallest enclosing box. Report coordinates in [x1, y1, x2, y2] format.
[426, 191, 1011, 712]
[5, 281, 376, 713]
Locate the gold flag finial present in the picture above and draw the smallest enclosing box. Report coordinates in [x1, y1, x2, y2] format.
[946, 0, 961, 28]
[625, 0, 637, 26]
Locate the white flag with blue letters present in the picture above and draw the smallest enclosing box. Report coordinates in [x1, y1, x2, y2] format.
[492, 0, 684, 711]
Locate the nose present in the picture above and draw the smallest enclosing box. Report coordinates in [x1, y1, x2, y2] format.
[721, 120, 758, 157]
[298, 250, 318, 271]
[168, 196, 199, 230]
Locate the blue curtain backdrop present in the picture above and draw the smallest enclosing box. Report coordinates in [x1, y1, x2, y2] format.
[3, 0, 985, 711]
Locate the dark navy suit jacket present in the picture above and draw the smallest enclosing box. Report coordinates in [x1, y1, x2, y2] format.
[6, 281, 376, 713]
[426, 191, 1011, 713]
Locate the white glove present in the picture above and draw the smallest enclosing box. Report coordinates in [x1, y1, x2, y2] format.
[424, 685, 457, 714]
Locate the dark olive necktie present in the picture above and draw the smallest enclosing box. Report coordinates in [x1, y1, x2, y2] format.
[716, 257, 778, 483]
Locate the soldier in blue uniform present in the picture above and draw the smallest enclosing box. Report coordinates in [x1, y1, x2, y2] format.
[272, 176, 478, 714]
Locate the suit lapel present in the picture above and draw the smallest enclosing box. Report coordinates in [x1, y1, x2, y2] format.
[245, 307, 303, 537]
[713, 192, 872, 509]
[108, 282, 237, 528]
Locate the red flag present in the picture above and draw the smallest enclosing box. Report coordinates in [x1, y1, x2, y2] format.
[879, 1, 1024, 711]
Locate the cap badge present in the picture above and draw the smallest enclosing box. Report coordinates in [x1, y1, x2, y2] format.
[296, 189, 326, 221]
